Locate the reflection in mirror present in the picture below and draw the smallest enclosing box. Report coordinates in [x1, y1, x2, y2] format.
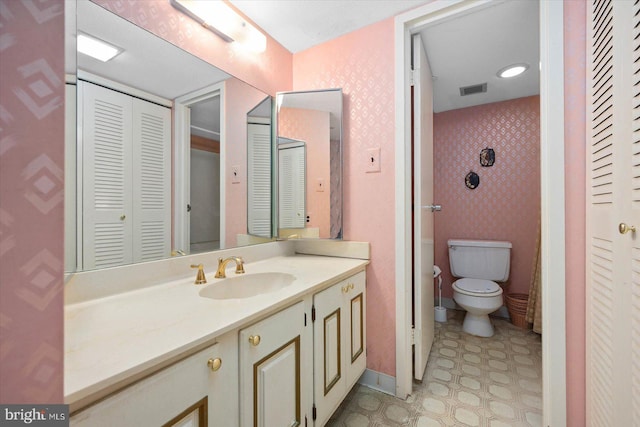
[247, 97, 274, 240]
[65, 1, 273, 273]
[275, 89, 343, 239]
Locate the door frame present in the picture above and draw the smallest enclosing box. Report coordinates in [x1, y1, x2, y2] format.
[174, 82, 226, 252]
[394, 1, 567, 426]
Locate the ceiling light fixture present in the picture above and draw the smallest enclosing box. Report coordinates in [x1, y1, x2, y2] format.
[77, 33, 122, 62]
[497, 63, 529, 78]
[170, 0, 266, 53]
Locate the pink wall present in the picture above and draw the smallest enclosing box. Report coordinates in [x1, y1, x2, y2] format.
[293, 18, 397, 377]
[564, 1, 587, 425]
[278, 107, 331, 236]
[0, 0, 65, 403]
[433, 96, 541, 299]
[92, 0, 292, 96]
[223, 78, 270, 248]
[1, 1, 587, 420]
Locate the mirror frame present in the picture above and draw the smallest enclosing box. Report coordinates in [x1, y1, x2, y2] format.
[274, 88, 343, 239]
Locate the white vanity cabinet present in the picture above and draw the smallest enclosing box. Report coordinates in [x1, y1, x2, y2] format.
[238, 301, 310, 427]
[312, 271, 366, 426]
[70, 332, 238, 427]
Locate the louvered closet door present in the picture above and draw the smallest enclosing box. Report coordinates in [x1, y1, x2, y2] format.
[586, 1, 640, 425]
[247, 123, 272, 238]
[132, 99, 171, 263]
[81, 82, 133, 270]
[278, 145, 305, 229]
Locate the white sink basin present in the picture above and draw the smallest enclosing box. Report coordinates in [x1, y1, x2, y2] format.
[199, 272, 296, 300]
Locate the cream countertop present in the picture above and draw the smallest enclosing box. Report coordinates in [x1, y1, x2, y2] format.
[65, 254, 368, 410]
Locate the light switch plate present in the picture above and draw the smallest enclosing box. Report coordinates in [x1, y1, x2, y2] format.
[366, 147, 381, 173]
[231, 165, 240, 183]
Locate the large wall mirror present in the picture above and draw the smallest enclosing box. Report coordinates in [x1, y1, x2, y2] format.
[275, 89, 343, 239]
[64, 1, 274, 273]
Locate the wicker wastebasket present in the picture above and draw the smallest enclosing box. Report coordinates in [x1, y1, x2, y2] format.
[505, 293, 530, 328]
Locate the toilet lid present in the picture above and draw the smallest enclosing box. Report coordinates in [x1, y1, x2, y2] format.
[453, 278, 501, 294]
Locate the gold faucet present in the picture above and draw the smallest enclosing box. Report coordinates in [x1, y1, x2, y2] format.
[215, 256, 245, 278]
[190, 264, 207, 285]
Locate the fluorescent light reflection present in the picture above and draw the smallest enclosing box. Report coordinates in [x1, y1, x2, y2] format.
[170, 0, 266, 53]
[77, 33, 121, 62]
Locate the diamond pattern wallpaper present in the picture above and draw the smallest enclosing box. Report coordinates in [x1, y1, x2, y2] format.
[0, 0, 65, 403]
[434, 96, 541, 300]
[293, 18, 397, 377]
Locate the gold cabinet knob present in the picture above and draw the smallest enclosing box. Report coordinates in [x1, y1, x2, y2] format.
[619, 223, 636, 234]
[342, 283, 355, 293]
[248, 335, 261, 346]
[120, 214, 126, 221]
[207, 357, 222, 372]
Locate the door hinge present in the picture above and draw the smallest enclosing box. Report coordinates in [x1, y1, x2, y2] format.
[411, 326, 415, 345]
[311, 305, 316, 322]
[410, 68, 417, 87]
[312, 404, 317, 421]
[304, 312, 307, 326]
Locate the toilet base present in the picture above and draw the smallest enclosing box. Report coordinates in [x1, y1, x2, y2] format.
[462, 312, 495, 337]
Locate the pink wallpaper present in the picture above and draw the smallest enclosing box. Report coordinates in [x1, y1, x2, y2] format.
[1, 1, 588, 418]
[91, 0, 292, 96]
[278, 107, 331, 236]
[293, 18, 397, 376]
[223, 77, 269, 248]
[433, 96, 541, 299]
[564, 1, 587, 425]
[0, 0, 65, 403]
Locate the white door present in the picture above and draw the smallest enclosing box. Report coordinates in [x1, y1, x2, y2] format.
[586, 0, 640, 424]
[412, 34, 435, 381]
[278, 144, 306, 229]
[131, 97, 171, 263]
[81, 81, 134, 270]
[247, 123, 272, 237]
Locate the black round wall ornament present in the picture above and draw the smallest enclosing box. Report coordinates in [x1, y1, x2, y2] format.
[480, 147, 495, 167]
[465, 171, 480, 189]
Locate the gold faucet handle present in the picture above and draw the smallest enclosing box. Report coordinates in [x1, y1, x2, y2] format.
[190, 264, 207, 285]
[234, 257, 245, 274]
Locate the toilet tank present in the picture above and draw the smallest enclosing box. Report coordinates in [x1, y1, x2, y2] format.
[448, 239, 512, 282]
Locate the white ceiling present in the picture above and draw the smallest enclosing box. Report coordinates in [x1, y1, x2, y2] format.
[232, 0, 540, 112]
[419, 0, 539, 112]
[71, 0, 540, 117]
[229, 0, 430, 54]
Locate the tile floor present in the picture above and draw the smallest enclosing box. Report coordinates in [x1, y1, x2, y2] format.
[326, 310, 542, 427]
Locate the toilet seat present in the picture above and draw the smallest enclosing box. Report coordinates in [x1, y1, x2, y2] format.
[452, 278, 502, 297]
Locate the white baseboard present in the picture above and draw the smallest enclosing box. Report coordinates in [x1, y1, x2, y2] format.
[436, 297, 510, 319]
[358, 369, 396, 396]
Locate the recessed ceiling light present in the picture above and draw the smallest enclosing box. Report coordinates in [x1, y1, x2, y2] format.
[497, 63, 529, 78]
[77, 33, 122, 62]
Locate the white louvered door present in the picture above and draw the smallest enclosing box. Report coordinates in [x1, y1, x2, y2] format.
[247, 123, 272, 238]
[81, 82, 133, 270]
[586, 1, 640, 425]
[132, 99, 171, 263]
[278, 144, 305, 229]
[81, 81, 170, 269]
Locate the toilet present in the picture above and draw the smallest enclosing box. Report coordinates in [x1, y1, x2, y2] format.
[448, 239, 512, 337]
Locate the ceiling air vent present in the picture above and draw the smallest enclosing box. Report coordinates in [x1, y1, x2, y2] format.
[459, 83, 487, 96]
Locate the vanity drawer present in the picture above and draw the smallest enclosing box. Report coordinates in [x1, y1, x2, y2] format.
[70, 332, 238, 427]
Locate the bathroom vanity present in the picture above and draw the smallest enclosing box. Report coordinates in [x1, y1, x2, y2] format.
[65, 241, 369, 426]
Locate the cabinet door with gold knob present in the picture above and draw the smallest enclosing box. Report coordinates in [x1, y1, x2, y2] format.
[70, 340, 235, 427]
[312, 271, 366, 427]
[238, 302, 309, 427]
